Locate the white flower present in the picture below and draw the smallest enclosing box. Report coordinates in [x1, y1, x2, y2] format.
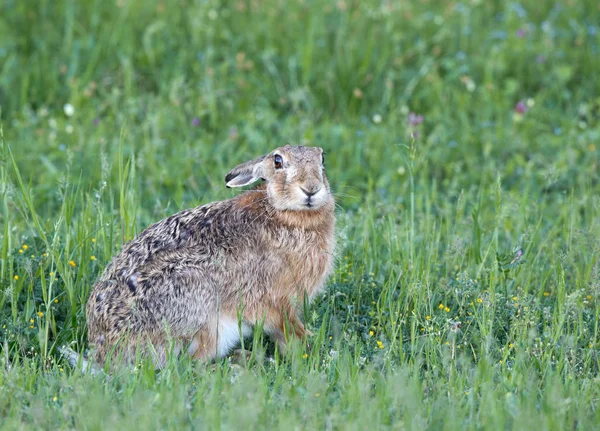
[372, 114, 382, 124]
[65, 124, 74, 134]
[63, 103, 75, 117]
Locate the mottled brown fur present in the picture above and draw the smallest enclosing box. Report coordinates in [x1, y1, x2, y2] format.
[86, 145, 335, 367]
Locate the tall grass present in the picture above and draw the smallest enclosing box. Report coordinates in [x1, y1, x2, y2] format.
[1, 0, 599, 428]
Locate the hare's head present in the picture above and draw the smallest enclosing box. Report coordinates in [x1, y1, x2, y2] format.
[225, 145, 332, 211]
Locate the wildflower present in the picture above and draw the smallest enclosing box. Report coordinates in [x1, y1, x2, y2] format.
[53, 396, 58, 402]
[514, 100, 528, 114]
[59, 367, 64, 372]
[64, 103, 75, 117]
[14, 275, 18, 281]
[191, 117, 200, 127]
[426, 315, 431, 320]
[50, 272, 55, 277]
[43, 253, 47, 257]
[68, 260, 76, 267]
[376, 341, 384, 349]
[509, 343, 514, 348]
[90, 255, 96, 261]
[369, 331, 374, 336]
[460, 75, 476, 92]
[516, 28, 526, 38]
[315, 393, 320, 397]
[19, 249, 23, 253]
[37, 312, 44, 318]
[31, 255, 35, 259]
[476, 298, 483, 303]
[54, 299, 59, 303]
[512, 296, 518, 302]
[93, 118, 100, 126]
[439, 303, 445, 309]
[30, 319, 34, 324]
[444, 307, 450, 313]
[22, 245, 28, 250]
[302, 353, 308, 359]
[353, 88, 363, 99]
[30, 325, 34, 329]
[408, 112, 424, 126]
[92, 238, 97, 243]
[543, 292, 550, 297]
[372, 114, 382, 124]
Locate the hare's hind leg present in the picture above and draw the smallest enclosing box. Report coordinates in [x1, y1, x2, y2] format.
[188, 315, 252, 361]
[188, 328, 218, 361]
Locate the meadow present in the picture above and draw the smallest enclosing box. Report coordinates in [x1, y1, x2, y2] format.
[1, 0, 600, 429]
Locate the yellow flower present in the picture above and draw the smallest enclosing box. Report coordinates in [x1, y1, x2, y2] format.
[92, 238, 96, 243]
[59, 367, 64, 372]
[512, 296, 518, 301]
[37, 311, 44, 318]
[30, 319, 34, 324]
[50, 272, 55, 277]
[509, 343, 514, 348]
[22, 245, 28, 250]
[376, 341, 384, 349]
[302, 353, 308, 359]
[43, 253, 47, 257]
[315, 393, 320, 397]
[426, 315, 431, 320]
[53, 396, 57, 402]
[369, 331, 374, 336]
[31, 255, 35, 259]
[54, 299, 59, 303]
[476, 298, 483, 303]
[586, 295, 592, 300]
[68, 260, 76, 267]
[543, 292, 549, 297]
[438, 303, 444, 309]
[444, 307, 450, 313]
[14, 275, 19, 281]
[19, 249, 23, 254]
[90, 255, 96, 261]
[30, 325, 34, 329]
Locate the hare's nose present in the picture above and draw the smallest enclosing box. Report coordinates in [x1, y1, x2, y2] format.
[301, 187, 319, 197]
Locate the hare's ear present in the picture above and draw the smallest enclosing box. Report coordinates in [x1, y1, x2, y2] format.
[225, 155, 267, 188]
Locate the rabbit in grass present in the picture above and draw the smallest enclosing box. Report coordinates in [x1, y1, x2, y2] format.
[86, 145, 335, 367]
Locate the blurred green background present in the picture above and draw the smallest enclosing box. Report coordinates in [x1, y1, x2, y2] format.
[1, 0, 599, 429]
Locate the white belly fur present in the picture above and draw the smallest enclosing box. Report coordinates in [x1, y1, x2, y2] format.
[216, 316, 252, 357]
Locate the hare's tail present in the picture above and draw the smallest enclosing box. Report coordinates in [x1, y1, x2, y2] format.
[58, 346, 104, 376]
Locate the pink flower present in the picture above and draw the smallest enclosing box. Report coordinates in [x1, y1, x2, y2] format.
[516, 28, 526, 38]
[514, 100, 528, 114]
[408, 112, 424, 126]
[191, 117, 200, 127]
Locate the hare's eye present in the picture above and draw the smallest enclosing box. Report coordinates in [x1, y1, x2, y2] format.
[321, 153, 325, 165]
[274, 154, 283, 169]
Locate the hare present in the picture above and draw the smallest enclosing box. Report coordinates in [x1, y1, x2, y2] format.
[86, 145, 335, 367]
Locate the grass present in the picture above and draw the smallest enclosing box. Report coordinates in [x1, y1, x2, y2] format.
[1, 0, 600, 429]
